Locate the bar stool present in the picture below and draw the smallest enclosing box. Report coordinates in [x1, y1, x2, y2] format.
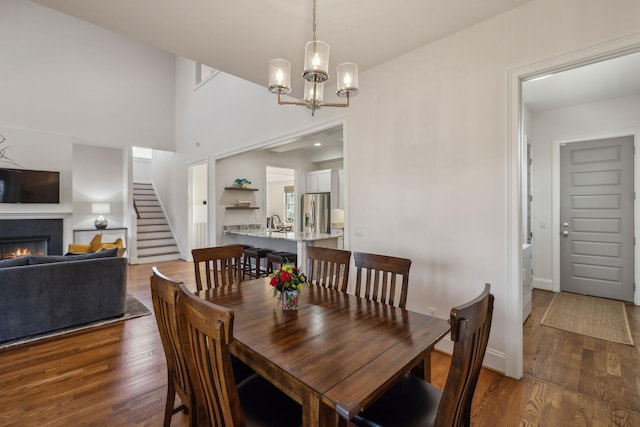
[243, 247, 273, 279]
[267, 251, 298, 274]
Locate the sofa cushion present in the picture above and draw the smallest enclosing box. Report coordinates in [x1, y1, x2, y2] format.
[29, 248, 118, 265]
[0, 257, 30, 268]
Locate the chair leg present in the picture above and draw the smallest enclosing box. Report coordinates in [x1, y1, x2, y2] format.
[163, 374, 176, 427]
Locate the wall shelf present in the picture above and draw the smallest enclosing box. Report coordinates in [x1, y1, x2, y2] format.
[224, 186, 258, 191]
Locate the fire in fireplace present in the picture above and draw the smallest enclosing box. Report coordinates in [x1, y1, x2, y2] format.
[1, 238, 48, 259]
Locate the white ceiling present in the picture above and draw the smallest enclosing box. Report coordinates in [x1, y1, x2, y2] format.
[30, 1, 640, 138]
[33, 0, 532, 97]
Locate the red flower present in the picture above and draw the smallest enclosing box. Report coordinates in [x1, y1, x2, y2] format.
[280, 271, 291, 283]
[270, 276, 278, 287]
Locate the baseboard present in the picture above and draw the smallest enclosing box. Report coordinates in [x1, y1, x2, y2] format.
[523, 291, 532, 322]
[435, 337, 505, 375]
[533, 277, 553, 291]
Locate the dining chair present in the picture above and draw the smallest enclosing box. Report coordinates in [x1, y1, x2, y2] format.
[353, 251, 412, 309]
[150, 267, 199, 427]
[339, 283, 495, 427]
[176, 283, 302, 427]
[192, 244, 244, 291]
[306, 246, 351, 292]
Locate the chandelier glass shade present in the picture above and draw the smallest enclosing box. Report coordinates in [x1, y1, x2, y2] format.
[268, 0, 358, 115]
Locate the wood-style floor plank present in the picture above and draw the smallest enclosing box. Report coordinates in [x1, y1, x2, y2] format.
[1, 260, 639, 426]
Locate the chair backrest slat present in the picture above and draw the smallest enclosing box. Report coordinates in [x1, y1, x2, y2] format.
[149, 267, 197, 426]
[192, 245, 244, 291]
[353, 252, 411, 309]
[307, 246, 351, 293]
[177, 283, 246, 427]
[435, 283, 494, 427]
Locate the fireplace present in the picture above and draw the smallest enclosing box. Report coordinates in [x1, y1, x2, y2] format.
[0, 219, 63, 259]
[1, 238, 48, 259]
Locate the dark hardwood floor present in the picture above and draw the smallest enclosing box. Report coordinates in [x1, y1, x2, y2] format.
[1, 259, 639, 426]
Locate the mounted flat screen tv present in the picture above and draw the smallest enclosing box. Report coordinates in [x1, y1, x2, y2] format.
[0, 168, 60, 204]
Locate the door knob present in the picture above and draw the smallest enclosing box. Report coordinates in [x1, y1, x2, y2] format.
[562, 222, 569, 227]
[563, 230, 569, 236]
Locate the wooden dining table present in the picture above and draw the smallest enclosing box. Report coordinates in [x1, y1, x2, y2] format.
[197, 278, 450, 427]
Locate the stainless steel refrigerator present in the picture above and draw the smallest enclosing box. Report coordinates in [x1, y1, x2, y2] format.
[301, 193, 330, 233]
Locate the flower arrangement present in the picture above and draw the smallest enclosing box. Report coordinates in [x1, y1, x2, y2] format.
[269, 265, 308, 310]
[269, 264, 307, 295]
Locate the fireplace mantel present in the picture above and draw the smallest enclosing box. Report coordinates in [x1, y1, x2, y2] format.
[0, 207, 72, 220]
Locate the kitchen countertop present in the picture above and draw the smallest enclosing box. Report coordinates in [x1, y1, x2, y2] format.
[223, 225, 342, 242]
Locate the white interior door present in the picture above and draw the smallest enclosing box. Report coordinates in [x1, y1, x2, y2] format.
[560, 136, 634, 301]
[188, 162, 208, 252]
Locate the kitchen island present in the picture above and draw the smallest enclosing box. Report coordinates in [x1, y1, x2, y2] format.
[222, 225, 343, 270]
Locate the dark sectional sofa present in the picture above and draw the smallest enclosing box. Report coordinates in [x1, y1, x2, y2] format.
[0, 249, 128, 342]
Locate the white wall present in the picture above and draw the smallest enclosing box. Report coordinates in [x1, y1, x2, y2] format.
[530, 94, 640, 289]
[0, 0, 176, 151]
[170, 0, 640, 375]
[133, 158, 153, 183]
[72, 144, 125, 230]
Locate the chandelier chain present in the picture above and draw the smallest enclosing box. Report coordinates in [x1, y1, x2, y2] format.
[312, 0, 317, 41]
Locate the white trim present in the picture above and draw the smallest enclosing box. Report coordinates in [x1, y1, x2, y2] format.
[214, 117, 348, 160]
[552, 130, 639, 303]
[532, 277, 553, 291]
[507, 32, 640, 379]
[507, 62, 524, 380]
[435, 338, 505, 374]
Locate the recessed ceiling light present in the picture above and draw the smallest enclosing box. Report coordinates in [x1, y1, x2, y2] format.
[314, 142, 322, 147]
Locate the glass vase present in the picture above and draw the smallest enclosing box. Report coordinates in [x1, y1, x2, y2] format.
[282, 290, 299, 311]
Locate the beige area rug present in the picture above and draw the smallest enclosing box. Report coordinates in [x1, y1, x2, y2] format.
[0, 293, 151, 351]
[540, 292, 634, 345]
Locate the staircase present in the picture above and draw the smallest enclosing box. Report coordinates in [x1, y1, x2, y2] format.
[133, 182, 181, 264]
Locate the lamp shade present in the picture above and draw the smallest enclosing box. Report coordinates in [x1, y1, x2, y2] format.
[91, 203, 111, 215]
[336, 62, 359, 98]
[269, 59, 292, 94]
[331, 208, 344, 228]
[303, 40, 329, 82]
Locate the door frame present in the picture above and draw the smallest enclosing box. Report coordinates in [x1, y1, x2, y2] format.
[507, 33, 640, 379]
[552, 132, 639, 303]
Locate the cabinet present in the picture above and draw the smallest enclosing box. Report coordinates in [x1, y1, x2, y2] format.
[305, 169, 338, 194]
[223, 187, 259, 210]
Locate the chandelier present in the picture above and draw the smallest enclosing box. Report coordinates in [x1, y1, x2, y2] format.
[268, 0, 359, 116]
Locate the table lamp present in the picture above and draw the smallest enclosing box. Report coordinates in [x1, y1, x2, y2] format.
[92, 203, 110, 229]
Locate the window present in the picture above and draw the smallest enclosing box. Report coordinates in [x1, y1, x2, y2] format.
[195, 62, 220, 88]
[284, 186, 295, 223]
[132, 146, 152, 159]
